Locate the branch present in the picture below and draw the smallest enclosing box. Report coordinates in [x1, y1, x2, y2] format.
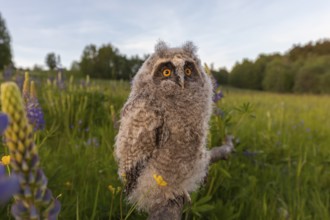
[209, 135, 235, 163]
[147, 197, 184, 220]
[147, 135, 235, 220]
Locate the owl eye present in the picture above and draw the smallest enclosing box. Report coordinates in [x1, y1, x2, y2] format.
[185, 67, 192, 76]
[162, 68, 172, 77]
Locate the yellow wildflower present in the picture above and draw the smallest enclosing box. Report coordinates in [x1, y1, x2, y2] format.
[121, 172, 127, 183]
[153, 174, 167, 187]
[1, 155, 10, 165]
[65, 181, 72, 187]
[108, 184, 115, 195]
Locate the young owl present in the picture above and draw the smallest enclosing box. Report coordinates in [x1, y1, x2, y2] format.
[115, 41, 213, 213]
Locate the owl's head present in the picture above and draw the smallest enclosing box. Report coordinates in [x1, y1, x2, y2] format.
[132, 41, 211, 98]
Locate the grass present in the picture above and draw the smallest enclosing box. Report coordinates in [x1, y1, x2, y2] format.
[1, 73, 329, 219]
[207, 90, 330, 220]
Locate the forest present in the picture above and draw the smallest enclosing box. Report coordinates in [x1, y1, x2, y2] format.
[226, 39, 330, 94]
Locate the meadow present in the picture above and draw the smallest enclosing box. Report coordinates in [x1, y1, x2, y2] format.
[1, 72, 330, 220]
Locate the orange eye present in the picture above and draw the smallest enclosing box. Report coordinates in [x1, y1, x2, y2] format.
[162, 68, 172, 77]
[185, 67, 192, 76]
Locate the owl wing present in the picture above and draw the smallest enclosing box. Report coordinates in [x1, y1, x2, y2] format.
[115, 97, 163, 194]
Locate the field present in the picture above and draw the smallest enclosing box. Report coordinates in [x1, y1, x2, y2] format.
[1, 73, 330, 220]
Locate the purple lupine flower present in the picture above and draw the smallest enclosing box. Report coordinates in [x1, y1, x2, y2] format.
[0, 113, 20, 205]
[15, 74, 25, 92]
[11, 170, 61, 219]
[213, 90, 224, 103]
[26, 97, 46, 131]
[86, 137, 100, 147]
[242, 150, 258, 158]
[212, 79, 224, 103]
[0, 165, 20, 204]
[1, 82, 61, 219]
[79, 75, 90, 88]
[24, 80, 46, 131]
[210, 75, 224, 103]
[0, 113, 9, 135]
[3, 65, 14, 81]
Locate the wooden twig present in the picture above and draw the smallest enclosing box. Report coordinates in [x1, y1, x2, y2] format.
[147, 135, 235, 220]
[209, 135, 235, 163]
[147, 197, 185, 220]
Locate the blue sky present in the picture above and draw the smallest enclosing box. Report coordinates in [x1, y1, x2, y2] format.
[1, 0, 330, 70]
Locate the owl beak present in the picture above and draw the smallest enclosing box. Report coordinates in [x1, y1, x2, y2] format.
[178, 75, 185, 89]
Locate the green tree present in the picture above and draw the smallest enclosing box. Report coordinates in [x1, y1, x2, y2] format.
[213, 67, 229, 85]
[253, 53, 281, 90]
[262, 57, 294, 93]
[0, 13, 12, 70]
[94, 44, 118, 78]
[80, 44, 97, 76]
[320, 71, 330, 94]
[294, 55, 330, 93]
[79, 43, 144, 80]
[70, 61, 80, 71]
[45, 52, 57, 70]
[288, 39, 330, 61]
[229, 59, 256, 89]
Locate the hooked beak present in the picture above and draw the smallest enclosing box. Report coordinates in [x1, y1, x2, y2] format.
[178, 74, 185, 89]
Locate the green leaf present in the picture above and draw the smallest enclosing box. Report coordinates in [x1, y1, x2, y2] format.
[195, 195, 212, 206]
[219, 167, 231, 179]
[193, 204, 215, 213]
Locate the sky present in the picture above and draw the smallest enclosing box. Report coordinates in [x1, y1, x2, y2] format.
[1, 0, 330, 71]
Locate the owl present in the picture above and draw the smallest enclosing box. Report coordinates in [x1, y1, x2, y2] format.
[115, 41, 213, 213]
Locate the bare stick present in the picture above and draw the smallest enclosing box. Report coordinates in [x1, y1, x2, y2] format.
[209, 135, 235, 163]
[147, 197, 184, 220]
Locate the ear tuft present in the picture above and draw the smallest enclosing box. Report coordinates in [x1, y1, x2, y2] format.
[182, 41, 198, 55]
[155, 40, 169, 57]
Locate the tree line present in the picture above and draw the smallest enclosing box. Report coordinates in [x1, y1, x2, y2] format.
[44, 44, 145, 81]
[77, 39, 330, 94]
[217, 39, 330, 94]
[1, 12, 330, 93]
[77, 44, 145, 80]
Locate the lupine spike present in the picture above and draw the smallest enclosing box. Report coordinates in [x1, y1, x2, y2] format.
[21, 161, 29, 171]
[25, 80, 46, 131]
[22, 72, 30, 102]
[0, 113, 9, 134]
[86, 74, 90, 85]
[30, 81, 37, 99]
[24, 186, 32, 198]
[1, 82, 60, 219]
[15, 152, 22, 163]
[57, 71, 62, 83]
[0, 164, 20, 204]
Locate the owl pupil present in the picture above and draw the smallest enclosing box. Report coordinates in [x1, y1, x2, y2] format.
[185, 68, 192, 75]
[162, 68, 171, 77]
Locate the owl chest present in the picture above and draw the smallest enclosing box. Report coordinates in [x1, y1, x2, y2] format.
[161, 111, 203, 147]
